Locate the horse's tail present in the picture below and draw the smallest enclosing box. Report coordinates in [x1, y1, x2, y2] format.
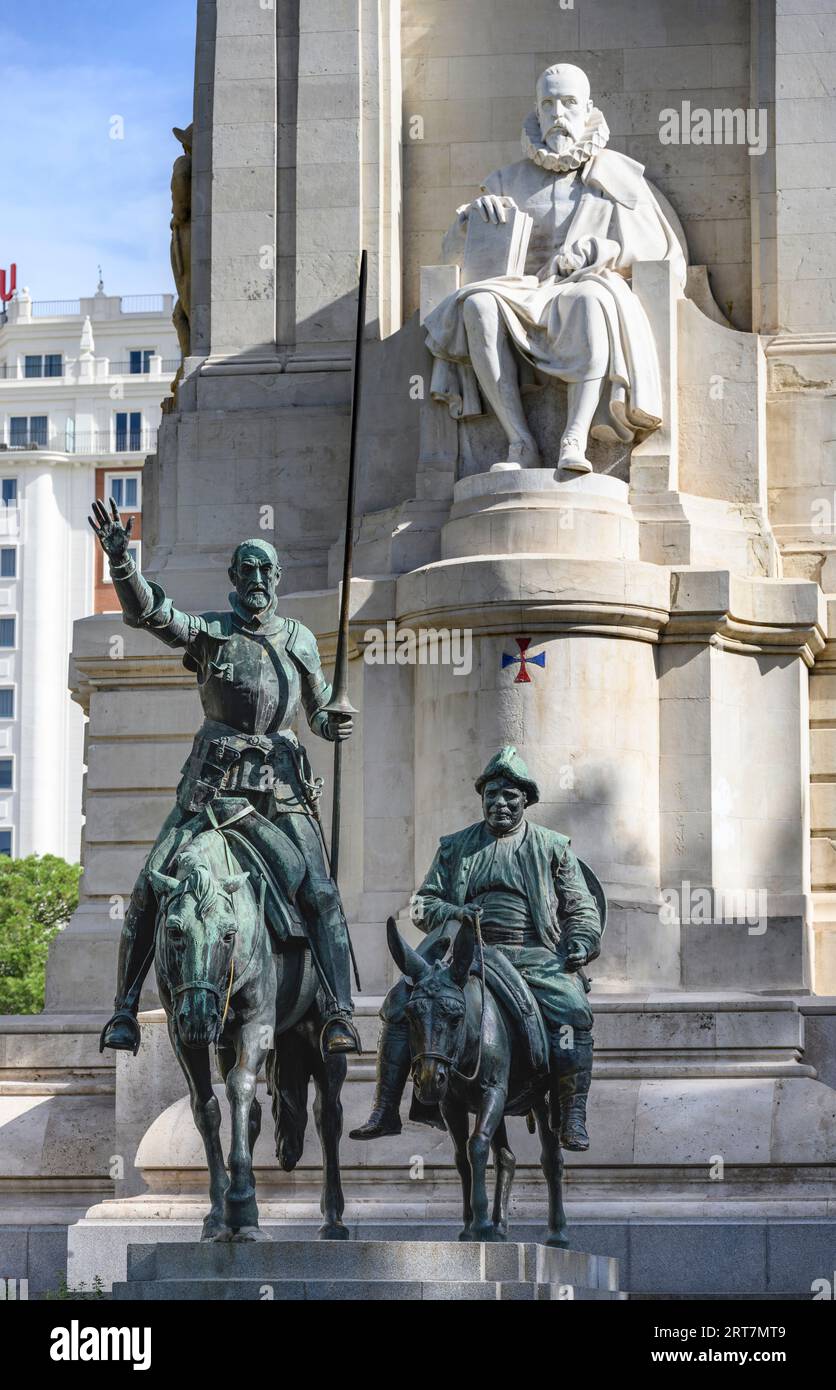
[269, 1027, 312, 1172]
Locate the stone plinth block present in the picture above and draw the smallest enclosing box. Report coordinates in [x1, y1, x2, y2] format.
[442, 470, 639, 563]
[104, 1238, 622, 1300]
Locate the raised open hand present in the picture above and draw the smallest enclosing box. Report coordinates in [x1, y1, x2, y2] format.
[88, 497, 134, 562]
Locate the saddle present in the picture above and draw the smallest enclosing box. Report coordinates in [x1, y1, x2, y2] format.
[406, 942, 550, 1129]
[479, 946, 549, 1073]
[153, 798, 308, 947]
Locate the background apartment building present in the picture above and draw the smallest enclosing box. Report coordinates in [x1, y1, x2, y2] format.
[0, 281, 178, 861]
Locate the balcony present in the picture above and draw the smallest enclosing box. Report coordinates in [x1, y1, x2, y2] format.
[1, 293, 174, 326]
[0, 428, 158, 457]
[0, 359, 180, 381]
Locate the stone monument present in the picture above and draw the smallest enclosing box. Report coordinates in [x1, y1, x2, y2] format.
[2, 0, 836, 1301]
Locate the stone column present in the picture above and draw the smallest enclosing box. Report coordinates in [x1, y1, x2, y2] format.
[753, 1, 836, 979]
[144, 0, 404, 609]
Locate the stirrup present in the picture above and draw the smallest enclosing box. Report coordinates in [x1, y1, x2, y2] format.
[99, 1009, 141, 1056]
[319, 1012, 361, 1059]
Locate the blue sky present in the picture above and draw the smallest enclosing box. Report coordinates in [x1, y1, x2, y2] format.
[0, 0, 196, 301]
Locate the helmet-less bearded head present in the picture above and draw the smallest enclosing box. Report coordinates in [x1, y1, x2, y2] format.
[228, 538, 282, 616]
[536, 63, 594, 154]
[521, 63, 609, 176]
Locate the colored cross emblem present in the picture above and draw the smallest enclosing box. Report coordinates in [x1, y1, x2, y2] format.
[502, 637, 546, 684]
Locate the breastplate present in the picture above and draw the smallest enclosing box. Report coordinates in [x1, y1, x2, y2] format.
[197, 629, 301, 734]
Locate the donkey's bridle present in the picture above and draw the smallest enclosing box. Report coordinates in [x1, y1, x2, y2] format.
[411, 918, 487, 1084]
[171, 977, 225, 999]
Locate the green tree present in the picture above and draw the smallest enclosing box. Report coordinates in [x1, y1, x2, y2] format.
[0, 855, 81, 1014]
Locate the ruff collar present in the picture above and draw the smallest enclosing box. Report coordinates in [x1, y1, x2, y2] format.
[521, 107, 610, 173]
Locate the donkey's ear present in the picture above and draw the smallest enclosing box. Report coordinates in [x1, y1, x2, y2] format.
[386, 917, 429, 984]
[449, 917, 476, 988]
[220, 872, 249, 896]
[148, 869, 180, 900]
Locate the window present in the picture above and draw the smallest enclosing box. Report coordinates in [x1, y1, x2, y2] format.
[115, 412, 142, 452]
[0, 759, 12, 791]
[23, 354, 61, 378]
[106, 472, 141, 512]
[9, 417, 47, 448]
[1, 480, 17, 504]
[0, 618, 15, 647]
[105, 541, 140, 582]
[0, 831, 11, 857]
[0, 689, 14, 718]
[0, 549, 16, 578]
[129, 349, 153, 374]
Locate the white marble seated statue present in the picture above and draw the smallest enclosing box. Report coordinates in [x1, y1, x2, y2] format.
[424, 63, 687, 474]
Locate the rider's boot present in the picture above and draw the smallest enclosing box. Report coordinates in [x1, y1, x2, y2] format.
[550, 1032, 593, 1150]
[305, 901, 361, 1058]
[349, 1018, 411, 1139]
[99, 885, 157, 1054]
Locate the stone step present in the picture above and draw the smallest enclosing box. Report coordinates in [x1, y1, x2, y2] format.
[112, 1240, 623, 1301]
[114, 1277, 627, 1301]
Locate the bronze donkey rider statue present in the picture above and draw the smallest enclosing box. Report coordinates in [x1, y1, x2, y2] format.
[351, 747, 603, 1150]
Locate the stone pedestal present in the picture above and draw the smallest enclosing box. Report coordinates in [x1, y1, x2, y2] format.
[110, 1239, 623, 1302]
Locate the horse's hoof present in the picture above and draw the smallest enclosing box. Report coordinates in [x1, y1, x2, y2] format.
[545, 1230, 570, 1249]
[229, 1226, 272, 1242]
[458, 1228, 474, 1242]
[473, 1226, 506, 1243]
[318, 1222, 350, 1241]
[278, 1145, 302, 1173]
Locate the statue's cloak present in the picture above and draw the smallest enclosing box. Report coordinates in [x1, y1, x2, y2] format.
[424, 146, 687, 444]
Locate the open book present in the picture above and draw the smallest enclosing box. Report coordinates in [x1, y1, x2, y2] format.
[462, 203, 533, 284]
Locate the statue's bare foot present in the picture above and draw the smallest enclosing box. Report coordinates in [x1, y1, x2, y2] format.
[558, 434, 592, 475]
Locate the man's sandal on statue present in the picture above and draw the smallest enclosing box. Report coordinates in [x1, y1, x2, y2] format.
[99, 1010, 142, 1056]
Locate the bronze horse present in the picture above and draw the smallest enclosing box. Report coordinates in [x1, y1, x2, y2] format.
[151, 825, 349, 1241]
[387, 915, 572, 1246]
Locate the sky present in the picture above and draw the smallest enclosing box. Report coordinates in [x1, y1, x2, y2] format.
[0, 0, 197, 302]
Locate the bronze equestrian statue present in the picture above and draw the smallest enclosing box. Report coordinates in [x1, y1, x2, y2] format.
[354, 747, 604, 1243]
[89, 499, 359, 1059]
[88, 499, 358, 1240]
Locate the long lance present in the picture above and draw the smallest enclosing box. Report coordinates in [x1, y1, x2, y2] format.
[324, 249, 367, 888]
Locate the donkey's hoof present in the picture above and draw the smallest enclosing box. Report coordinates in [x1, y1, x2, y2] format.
[201, 1212, 231, 1242]
[319, 1221, 350, 1241]
[229, 1226, 272, 1242]
[545, 1229, 570, 1249]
